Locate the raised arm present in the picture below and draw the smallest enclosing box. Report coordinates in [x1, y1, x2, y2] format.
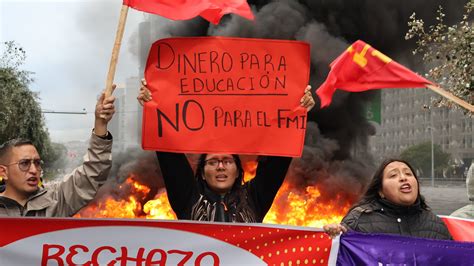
[50, 133, 113, 217]
[49, 89, 116, 217]
[246, 85, 315, 220]
[138, 79, 199, 218]
[155, 152, 199, 219]
[247, 156, 292, 220]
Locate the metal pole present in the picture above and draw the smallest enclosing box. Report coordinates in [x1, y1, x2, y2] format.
[42, 111, 87, 115]
[430, 109, 435, 187]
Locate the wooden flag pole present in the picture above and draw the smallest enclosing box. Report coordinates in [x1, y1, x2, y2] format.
[426, 84, 474, 113]
[104, 5, 129, 98]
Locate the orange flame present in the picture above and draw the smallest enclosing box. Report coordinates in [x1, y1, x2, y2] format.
[243, 161, 258, 182]
[76, 163, 352, 226]
[263, 183, 350, 227]
[143, 191, 176, 220]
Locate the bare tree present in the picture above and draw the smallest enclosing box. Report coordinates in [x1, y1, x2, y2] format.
[406, 0, 473, 109]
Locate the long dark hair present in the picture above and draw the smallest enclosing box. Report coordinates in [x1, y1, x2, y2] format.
[195, 154, 245, 193]
[354, 158, 428, 210]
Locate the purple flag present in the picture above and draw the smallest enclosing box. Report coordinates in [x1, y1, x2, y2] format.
[337, 232, 474, 265]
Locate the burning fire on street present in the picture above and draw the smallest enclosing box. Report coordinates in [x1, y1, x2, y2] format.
[75, 161, 356, 227]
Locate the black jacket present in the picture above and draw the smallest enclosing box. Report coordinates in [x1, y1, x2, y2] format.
[156, 152, 292, 222]
[341, 198, 452, 240]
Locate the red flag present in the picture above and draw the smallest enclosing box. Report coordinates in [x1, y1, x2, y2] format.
[316, 40, 433, 108]
[441, 216, 474, 242]
[123, 0, 254, 25]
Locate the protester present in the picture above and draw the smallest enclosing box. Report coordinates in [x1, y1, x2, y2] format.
[138, 80, 315, 222]
[0, 90, 116, 217]
[450, 162, 474, 219]
[323, 158, 452, 240]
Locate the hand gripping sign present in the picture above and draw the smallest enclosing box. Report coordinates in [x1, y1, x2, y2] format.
[142, 37, 310, 156]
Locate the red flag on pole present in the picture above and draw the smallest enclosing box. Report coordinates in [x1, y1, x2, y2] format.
[316, 40, 433, 108]
[123, 0, 254, 24]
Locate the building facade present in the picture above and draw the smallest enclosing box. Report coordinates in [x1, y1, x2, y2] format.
[370, 88, 474, 177]
[108, 77, 142, 152]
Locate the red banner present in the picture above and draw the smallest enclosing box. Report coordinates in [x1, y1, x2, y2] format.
[0, 217, 471, 265]
[0, 218, 334, 265]
[142, 37, 310, 156]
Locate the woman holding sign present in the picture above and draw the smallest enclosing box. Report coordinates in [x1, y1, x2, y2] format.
[138, 80, 315, 222]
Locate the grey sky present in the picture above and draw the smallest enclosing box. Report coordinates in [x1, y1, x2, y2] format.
[1, 0, 143, 142]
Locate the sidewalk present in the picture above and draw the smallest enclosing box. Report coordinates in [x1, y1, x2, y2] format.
[420, 184, 470, 216]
